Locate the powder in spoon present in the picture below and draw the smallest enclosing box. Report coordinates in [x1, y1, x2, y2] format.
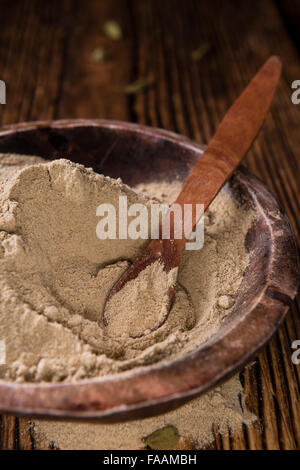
[104, 262, 178, 338]
[0, 154, 254, 383]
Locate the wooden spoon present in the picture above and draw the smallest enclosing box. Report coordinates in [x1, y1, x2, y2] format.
[103, 56, 282, 332]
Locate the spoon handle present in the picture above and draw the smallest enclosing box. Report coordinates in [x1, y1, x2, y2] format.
[166, 56, 282, 252]
[105, 57, 282, 307]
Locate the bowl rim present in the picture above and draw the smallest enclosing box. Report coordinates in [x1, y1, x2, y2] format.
[0, 118, 298, 420]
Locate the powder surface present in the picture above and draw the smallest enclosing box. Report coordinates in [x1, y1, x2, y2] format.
[0, 154, 254, 383]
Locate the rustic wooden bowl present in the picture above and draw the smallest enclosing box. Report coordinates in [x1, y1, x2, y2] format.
[0, 119, 298, 421]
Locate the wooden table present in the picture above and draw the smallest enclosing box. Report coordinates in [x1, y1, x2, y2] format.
[0, 0, 299, 450]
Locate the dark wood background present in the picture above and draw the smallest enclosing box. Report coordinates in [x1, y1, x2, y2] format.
[0, 0, 299, 450]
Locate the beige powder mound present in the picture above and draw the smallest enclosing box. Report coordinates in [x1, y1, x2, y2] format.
[31, 374, 255, 449]
[0, 154, 254, 383]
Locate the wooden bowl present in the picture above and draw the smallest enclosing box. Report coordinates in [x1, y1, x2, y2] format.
[0, 119, 298, 421]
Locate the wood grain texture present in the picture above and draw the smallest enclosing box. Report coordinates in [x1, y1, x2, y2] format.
[0, 0, 299, 449]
